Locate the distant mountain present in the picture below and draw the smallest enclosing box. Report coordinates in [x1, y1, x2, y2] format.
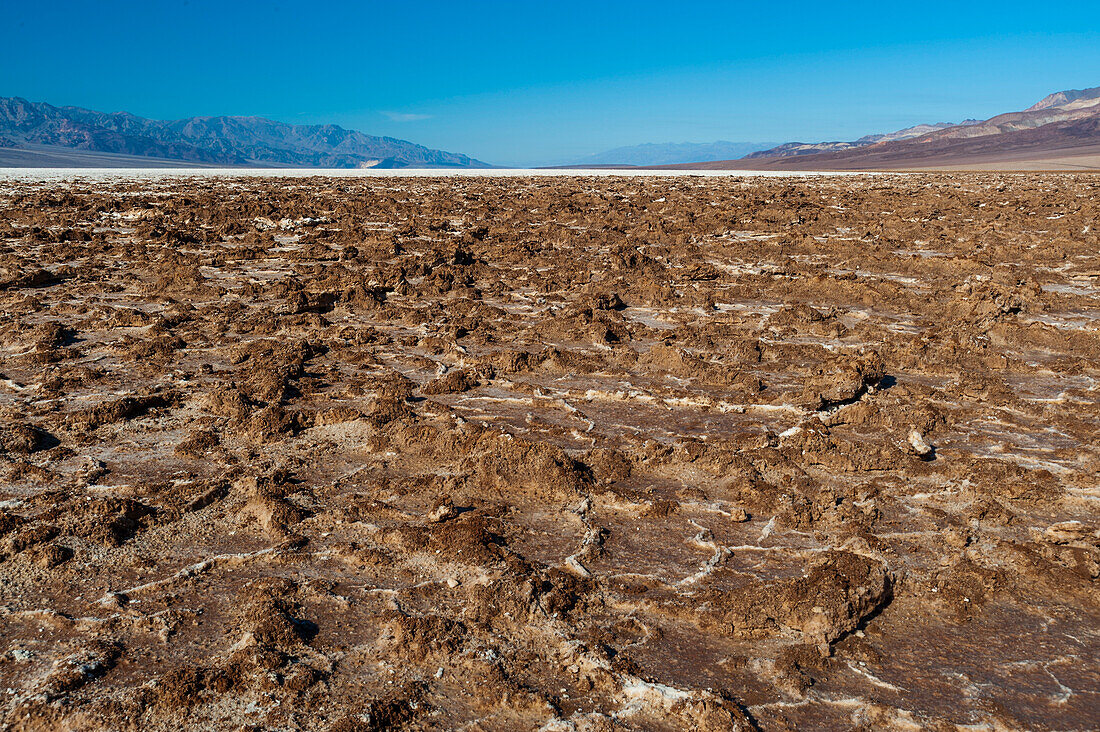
[744, 120, 981, 160]
[665, 86, 1100, 171]
[1026, 87, 1100, 112]
[0, 97, 490, 168]
[856, 120, 981, 144]
[573, 141, 780, 166]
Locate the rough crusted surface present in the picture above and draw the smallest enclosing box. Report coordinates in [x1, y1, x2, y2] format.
[0, 174, 1098, 730]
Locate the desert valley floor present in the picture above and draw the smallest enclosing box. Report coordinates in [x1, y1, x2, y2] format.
[0, 172, 1098, 730]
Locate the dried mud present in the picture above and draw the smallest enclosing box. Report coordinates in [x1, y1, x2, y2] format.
[0, 173, 1098, 730]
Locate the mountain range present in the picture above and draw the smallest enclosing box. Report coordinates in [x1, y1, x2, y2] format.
[741, 120, 981, 160]
[5, 86, 1100, 171]
[666, 86, 1100, 170]
[0, 97, 490, 168]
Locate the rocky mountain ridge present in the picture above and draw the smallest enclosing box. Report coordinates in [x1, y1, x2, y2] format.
[0, 97, 489, 168]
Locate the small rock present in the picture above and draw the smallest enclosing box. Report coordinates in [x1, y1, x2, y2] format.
[943, 527, 971, 549]
[96, 591, 130, 610]
[30, 543, 73, 568]
[907, 429, 934, 458]
[1043, 521, 1096, 546]
[728, 507, 750, 522]
[427, 498, 458, 524]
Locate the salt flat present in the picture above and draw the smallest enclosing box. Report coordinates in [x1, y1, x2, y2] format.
[1, 172, 1095, 731]
[0, 166, 872, 182]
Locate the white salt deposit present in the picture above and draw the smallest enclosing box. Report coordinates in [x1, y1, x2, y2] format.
[0, 167, 876, 182]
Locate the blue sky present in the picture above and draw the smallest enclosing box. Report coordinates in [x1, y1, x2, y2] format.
[4, 1, 1100, 165]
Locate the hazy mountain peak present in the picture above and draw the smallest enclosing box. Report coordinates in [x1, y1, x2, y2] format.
[574, 140, 781, 167]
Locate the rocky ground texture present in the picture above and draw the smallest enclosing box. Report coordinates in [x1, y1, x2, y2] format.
[0, 174, 1098, 730]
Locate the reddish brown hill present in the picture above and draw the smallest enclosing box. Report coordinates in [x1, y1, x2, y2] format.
[679, 115, 1100, 171]
[664, 86, 1100, 171]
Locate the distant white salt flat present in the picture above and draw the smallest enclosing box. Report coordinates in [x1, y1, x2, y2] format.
[0, 167, 875, 182]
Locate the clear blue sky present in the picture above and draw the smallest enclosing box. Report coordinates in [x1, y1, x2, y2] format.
[4, 1, 1099, 166]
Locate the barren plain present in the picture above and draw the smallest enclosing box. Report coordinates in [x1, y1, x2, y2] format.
[0, 173, 1098, 730]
